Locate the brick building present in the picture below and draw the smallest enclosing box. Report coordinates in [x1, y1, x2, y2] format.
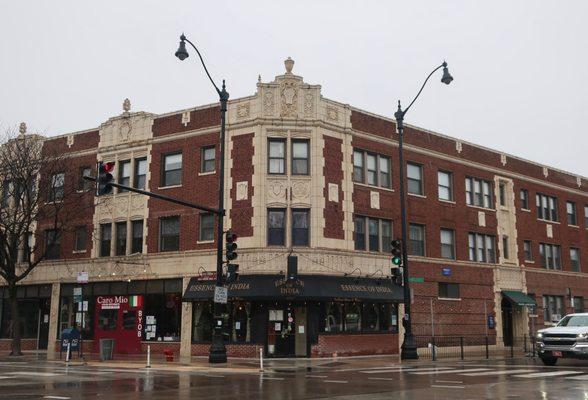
[2, 58, 587, 359]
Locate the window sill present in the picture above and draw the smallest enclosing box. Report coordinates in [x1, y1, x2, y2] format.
[465, 204, 495, 212]
[72, 250, 87, 254]
[568, 224, 580, 228]
[438, 199, 455, 205]
[408, 193, 426, 199]
[537, 218, 560, 225]
[353, 182, 394, 193]
[438, 297, 461, 301]
[197, 240, 214, 244]
[44, 200, 64, 205]
[521, 208, 531, 213]
[524, 260, 534, 264]
[198, 171, 216, 176]
[158, 185, 182, 190]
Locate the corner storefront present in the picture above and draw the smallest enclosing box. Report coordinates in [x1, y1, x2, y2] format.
[184, 274, 403, 358]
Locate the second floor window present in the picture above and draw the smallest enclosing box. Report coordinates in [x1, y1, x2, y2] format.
[118, 160, 131, 192]
[268, 139, 286, 174]
[407, 163, 423, 195]
[352, 150, 391, 188]
[49, 172, 65, 202]
[354, 217, 391, 252]
[162, 153, 182, 187]
[199, 213, 214, 241]
[79, 167, 92, 191]
[536, 193, 558, 222]
[115, 222, 127, 256]
[567, 201, 577, 225]
[520, 189, 529, 210]
[201, 146, 216, 173]
[74, 226, 87, 252]
[292, 140, 310, 175]
[268, 209, 285, 246]
[438, 171, 453, 201]
[409, 223, 425, 256]
[539, 243, 561, 270]
[292, 209, 310, 246]
[465, 177, 493, 208]
[573, 297, 585, 313]
[524, 240, 533, 261]
[100, 223, 111, 257]
[134, 158, 147, 189]
[468, 232, 496, 263]
[131, 220, 143, 254]
[439, 283, 460, 299]
[45, 229, 60, 260]
[160, 216, 180, 252]
[570, 248, 581, 272]
[440, 228, 455, 259]
[543, 295, 564, 323]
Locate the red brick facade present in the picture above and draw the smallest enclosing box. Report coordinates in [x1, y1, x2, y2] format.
[323, 135, 344, 239]
[311, 333, 398, 357]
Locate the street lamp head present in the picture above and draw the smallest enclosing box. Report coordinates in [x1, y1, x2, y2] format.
[175, 34, 189, 61]
[441, 61, 453, 85]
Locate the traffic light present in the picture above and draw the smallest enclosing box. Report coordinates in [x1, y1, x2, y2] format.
[391, 239, 403, 266]
[225, 231, 238, 261]
[392, 266, 403, 285]
[97, 161, 115, 196]
[226, 264, 239, 283]
[287, 255, 298, 281]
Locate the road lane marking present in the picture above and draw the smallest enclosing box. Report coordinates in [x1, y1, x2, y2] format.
[514, 371, 583, 378]
[360, 367, 453, 374]
[565, 375, 588, 380]
[202, 374, 225, 378]
[436, 380, 463, 384]
[368, 377, 395, 381]
[43, 397, 71, 400]
[306, 375, 328, 378]
[431, 384, 465, 389]
[7, 372, 60, 377]
[260, 376, 285, 380]
[410, 368, 490, 375]
[323, 380, 348, 383]
[462, 369, 536, 376]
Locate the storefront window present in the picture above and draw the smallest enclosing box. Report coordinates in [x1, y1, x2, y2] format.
[231, 302, 250, 343]
[345, 303, 361, 332]
[193, 302, 213, 342]
[361, 303, 379, 331]
[98, 309, 117, 330]
[143, 293, 181, 341]
[0, 299, 39, 339]
[324, 302, 343, 332]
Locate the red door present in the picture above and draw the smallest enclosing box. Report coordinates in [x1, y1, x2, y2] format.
[94, 295, 143, 354]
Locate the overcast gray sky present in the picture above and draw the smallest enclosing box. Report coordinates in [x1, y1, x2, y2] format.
[1, 1, 587, 176]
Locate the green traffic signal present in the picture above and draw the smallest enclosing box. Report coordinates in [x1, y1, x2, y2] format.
[390, 239, 402, 266]
[392, 255, 402, 265]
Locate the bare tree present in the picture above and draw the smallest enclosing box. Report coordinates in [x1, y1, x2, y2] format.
[0, 125, 90, 355]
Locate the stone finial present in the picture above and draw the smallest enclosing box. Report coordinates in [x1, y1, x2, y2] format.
[19, 122, 26, 134]
[123, 98, 131, 113]
[258, 74, 261, 83]
[284, 57, 294, 74]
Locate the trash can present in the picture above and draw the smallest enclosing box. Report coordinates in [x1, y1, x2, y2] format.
[100, 338, 115, 361]
[163, 349, 174, 362]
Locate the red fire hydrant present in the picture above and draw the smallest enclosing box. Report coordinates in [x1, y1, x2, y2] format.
[163, 349, 174, 362]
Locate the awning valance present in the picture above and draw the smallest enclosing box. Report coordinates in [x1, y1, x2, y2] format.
[183, 274, 404, 302]
[502, 290, 536, 306]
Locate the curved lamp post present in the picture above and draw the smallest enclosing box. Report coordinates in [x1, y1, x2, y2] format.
[175, 33, 229, 363]
[396, 62, 453, 360]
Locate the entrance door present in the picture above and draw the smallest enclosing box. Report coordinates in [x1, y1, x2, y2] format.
[37, 299, 50, 350]
[267, 308, 296, 357]
[294, 307, 307, 357]
[94, 295, 143, 354]
[501, 298, 513, 346]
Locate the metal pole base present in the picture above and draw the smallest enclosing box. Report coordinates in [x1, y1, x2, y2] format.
[400, 332, 419, 360]
[209, 339, 227, 363]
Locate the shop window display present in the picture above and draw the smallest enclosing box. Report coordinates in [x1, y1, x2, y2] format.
[192, 302, 213, 342]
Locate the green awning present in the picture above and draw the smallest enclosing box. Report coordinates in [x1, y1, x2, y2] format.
[502, 290, 536, 306]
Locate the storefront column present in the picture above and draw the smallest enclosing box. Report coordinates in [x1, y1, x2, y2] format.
[397, 303, 405, 362]
[46, 283, 61, 360]
[179, 277, 193, 363]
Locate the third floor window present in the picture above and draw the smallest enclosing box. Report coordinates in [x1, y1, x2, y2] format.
[292, 140, 310, 175]
[134, 158, 147, 190]
[567, 201, 577, 225]
[539, 243, 561, 270]
[407, 163, 424, 195]
[118, 160, 131, 193]
[201, 146, 216, 173]
[536, 193, 558, 222]
[162, 153, 182, 187]
[48, 172, 65, 202]
[465, 177, 493, 208]
[353, 149, 390, 188]
[354, 216, 391, 253]
[268, 139, 286, 174]
[438, 171, 453, 201]
[520, 189, 529, 210]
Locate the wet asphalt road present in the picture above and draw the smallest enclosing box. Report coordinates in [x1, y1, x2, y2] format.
[0, 358, 587, 399]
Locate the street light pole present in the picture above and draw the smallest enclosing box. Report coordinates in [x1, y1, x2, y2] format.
[396, 62, 453, 360]
[175, 34, 229, 363]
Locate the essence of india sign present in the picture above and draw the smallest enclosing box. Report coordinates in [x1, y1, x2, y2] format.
[97, 295, 141, 309]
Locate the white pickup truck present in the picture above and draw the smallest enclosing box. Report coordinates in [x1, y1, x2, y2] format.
[536, 313, 588, 365]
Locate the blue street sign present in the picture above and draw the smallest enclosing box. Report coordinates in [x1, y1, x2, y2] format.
[488, 315, 495, 329]
[442, 267, 451, 276]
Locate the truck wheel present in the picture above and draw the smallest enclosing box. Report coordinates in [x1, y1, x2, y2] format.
[540, 356, 558, 366]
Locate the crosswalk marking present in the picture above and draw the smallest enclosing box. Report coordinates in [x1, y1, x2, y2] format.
[368, 377, 395, 381]
[43, 396, 71, 400]
[431, 384, 465, 389]
[461, 369, 537, 377]
[514, 371, 583, 378]
[565, 374, 588, 380]
[360, 367, 453, 374]
[410, 368, 490, 375]
[323, 380, 348, 384]
[7, 372, 60, 377]
[306, 375, 327, 378]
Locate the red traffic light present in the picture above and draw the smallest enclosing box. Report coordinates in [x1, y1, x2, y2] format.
[226, 231, 238, 242]
[101, 161, 115, 173]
